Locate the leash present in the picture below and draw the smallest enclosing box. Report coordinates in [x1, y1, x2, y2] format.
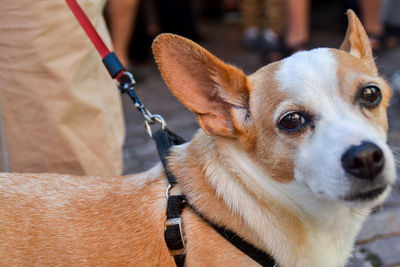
[66, 0, 163, 130]
[65, 1, 277, 266]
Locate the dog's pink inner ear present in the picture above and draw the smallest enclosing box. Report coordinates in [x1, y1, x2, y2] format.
[152, 34, 250, 137]
[339, 9, 377, 75]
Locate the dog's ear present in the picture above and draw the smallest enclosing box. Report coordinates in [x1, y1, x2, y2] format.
[152, 34, 250, 137]
[340, 9, 377, 74]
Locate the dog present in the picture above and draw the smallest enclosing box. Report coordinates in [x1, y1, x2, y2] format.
[0, 10, 396, 266]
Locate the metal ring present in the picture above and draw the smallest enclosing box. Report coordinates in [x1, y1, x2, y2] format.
[122, 71, 136, 89]
[116, 71, 136, 90]
[150, 114, 167, 130]
[165, 184, 172, 199]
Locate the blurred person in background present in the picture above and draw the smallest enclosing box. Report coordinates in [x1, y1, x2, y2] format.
[241, 0, 285, 61]
[369, 0, 399, 51]
[243, 0, 399, 61]
[107, 0, 199, 68]
[284, 0, 398, 55]
[284, 0, 310, 55]
[381, 0, 400, 37]
[154, 0, 200, 41]
[107, 0, 141, 67]
[0, 0, 125, 175]
[381, 0, 400, 96]
[358, 0, 392, 51]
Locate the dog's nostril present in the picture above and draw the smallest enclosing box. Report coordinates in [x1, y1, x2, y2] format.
[373, 150, 383, 163]
[352, 158, 363, 169]
[341, 141, 385, 181]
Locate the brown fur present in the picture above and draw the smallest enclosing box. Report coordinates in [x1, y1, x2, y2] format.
[152, 34, 251, 138]
[249, 62, 297, 183]
[333, 50, 392, 132]
[339, 10, 377, 75]
[337, 10, 391, 132]
[0, 169, 175, 266]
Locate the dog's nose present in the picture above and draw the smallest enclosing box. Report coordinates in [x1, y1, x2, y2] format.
[341, 141, 384, 180]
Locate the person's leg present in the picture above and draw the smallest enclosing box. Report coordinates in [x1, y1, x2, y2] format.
[260, 0, 284, 61]
[107, 0, 140, 66]
[265, 0, 284, 37]
[359, 0, 383, 36]
[241, 0, 261, 30]
[285, 0, 310, 49]
[357, 0, 396, 51]
[241, 0, 262, 49]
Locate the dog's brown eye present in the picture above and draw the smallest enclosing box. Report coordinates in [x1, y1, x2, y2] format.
[278, 112, 306, 132]
[360, 85, 381, 108]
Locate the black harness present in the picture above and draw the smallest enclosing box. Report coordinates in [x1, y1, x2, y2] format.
[153, 129, 277, 267]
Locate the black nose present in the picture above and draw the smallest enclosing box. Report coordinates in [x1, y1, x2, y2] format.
[341, 141, 385, 180]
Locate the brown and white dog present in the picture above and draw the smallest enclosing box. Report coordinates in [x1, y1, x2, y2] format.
[0, 10, 396, 266]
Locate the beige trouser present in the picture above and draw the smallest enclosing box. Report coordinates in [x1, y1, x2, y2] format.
[0, 0, 125, 175]
[241, 0, 285, 35]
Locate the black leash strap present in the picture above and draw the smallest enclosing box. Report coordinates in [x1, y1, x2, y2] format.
[187, 203, 277, 267]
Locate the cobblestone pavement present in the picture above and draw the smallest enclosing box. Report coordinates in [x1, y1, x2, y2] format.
[122, 22, 400, 266]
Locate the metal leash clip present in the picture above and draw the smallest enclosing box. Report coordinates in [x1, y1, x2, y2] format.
[142, 110, 167, 138]
[117, 71, 167, 137]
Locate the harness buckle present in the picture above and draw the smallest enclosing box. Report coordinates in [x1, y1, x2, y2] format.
[165, 217, 183, 227]
[165, 217, 186, 256]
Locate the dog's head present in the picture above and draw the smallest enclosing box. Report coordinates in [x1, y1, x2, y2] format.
[152, 10, 396, 207]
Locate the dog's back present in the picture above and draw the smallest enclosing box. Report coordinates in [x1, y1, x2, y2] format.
[0, 166, 175, 266]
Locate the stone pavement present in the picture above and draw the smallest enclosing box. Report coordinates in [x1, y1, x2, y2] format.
[121, 21, 400, 266]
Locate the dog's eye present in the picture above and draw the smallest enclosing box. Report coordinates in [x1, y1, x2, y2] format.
[278, 112, 306, 132]
[359, 85, 381, 108]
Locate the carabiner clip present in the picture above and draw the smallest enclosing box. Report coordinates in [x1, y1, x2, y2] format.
[144, 114, 167, 138]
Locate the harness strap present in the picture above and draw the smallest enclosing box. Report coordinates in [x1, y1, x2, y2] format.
[152, 129, 278, 267]
[165, 195, 187, 267]
[153, 129, 187, 266]
[187, 203, 277, 267]
[153, 129, 186, 185]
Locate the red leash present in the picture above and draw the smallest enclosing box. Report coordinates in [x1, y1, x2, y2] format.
[65, 0, 109, 58]
[65, 0, 168, 135]
[65, 0, 125, 81]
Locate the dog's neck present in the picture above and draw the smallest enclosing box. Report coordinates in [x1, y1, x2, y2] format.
[168, 130, 369, 267]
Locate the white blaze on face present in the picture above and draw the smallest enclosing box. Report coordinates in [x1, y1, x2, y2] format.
[276, 48, 339, 109]
[274, 48, 395, 201]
